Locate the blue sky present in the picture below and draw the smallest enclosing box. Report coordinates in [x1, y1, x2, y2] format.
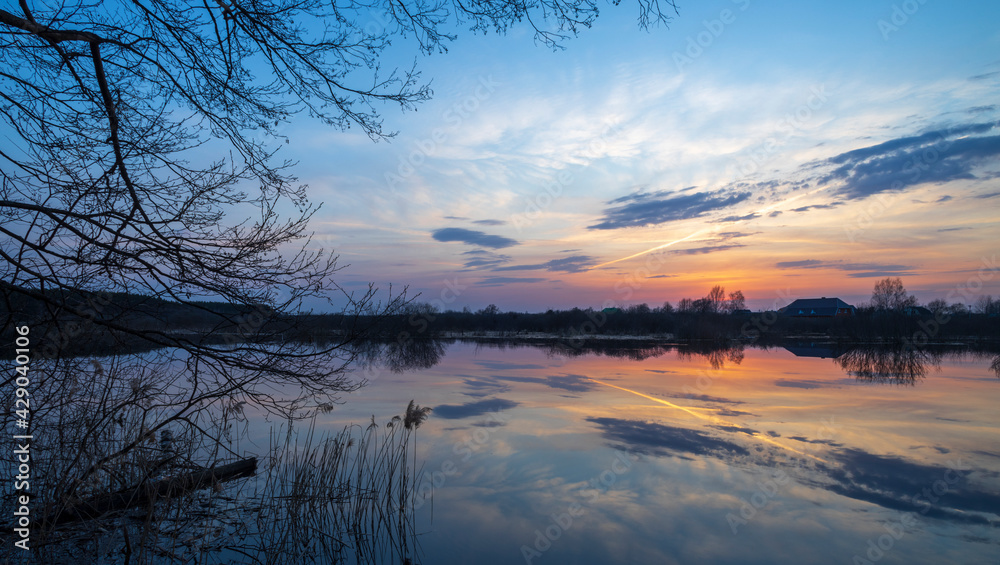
[277, 0, 1000, 311]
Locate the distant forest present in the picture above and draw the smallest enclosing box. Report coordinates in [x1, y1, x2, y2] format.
[4, 279, 1000, 357]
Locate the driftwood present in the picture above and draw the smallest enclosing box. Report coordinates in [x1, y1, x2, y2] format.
[42, 458, 258, 527]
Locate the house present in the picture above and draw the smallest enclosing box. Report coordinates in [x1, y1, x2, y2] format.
[781, 297, 855, 318]
[783, 343, 845, 359]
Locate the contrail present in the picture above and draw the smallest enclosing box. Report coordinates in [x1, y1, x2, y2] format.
[588, 377, 826, 463]
[591, 186, 827, 270]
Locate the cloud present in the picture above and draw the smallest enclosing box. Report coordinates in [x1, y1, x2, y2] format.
[768, 210, 783, 217]
[472, 219, 507, 226]
[976, 191, 1000, 199]
[714, 213, 761, 223]
[493, 255, 595, 273]
[433, 398, 519, 419]
[478, 276, 547, 286]
[717, 231, 759, 240]
[969, 71, 1000, 81]
[462, 250, 512, 269]
[774, 260, 915, 277]
[432, 228, 519, 249]
[820, 448, 1000, 525]
[790, 202, 845, 212]
[670, 244, 745, 255]
[543, 374, 595, 392]
[819, 122, 1000, 199]
[774, 379, 825, 389]
[586, 417, 749, 458]
[967, 105, 998, 114]
[589, 189, 752, 230]
[672, 393, 745, 405]
[473, 360, 546, 371]
[935, 195, 953, 202]
[712, 425, 759, 436]
[775, 259, 825, 269]
[787, 436, 842, 447]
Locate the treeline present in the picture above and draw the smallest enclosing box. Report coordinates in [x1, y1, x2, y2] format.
[323, 305, 1000, 344]
[6, 282, 1000, 356]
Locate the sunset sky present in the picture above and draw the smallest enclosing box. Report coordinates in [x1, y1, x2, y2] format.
[281, 0, 1000, 312]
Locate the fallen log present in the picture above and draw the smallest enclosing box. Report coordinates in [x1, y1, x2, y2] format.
[41, 457, 258, 528]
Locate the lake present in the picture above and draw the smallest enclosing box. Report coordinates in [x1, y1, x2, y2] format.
[314, 340, 1000, 565]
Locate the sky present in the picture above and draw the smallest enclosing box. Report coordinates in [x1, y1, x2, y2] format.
[277, 0, 1000, 312]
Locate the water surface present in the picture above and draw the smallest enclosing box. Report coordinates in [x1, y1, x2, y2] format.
[322, 341, 1000, 564]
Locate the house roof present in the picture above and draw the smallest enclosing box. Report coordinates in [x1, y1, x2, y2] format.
[783, 297, 854, 316]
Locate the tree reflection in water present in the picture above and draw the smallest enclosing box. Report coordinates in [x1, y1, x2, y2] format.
[836, 346, 941, 385]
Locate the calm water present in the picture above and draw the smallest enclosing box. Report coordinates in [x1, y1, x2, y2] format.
[316, 341, 1000, 565]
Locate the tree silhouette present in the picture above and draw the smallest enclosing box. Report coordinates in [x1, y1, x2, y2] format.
[869, 277, 917, 312]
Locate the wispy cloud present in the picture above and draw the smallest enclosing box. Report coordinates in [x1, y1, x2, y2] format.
[433, 398, 519, 419]
[790, 202, 845, 212]
[775, 260, 916, 278]
[671, 244, 745, 256]
[587, 417, 749, 458]
[431, 228, 520, 249]
[477, 276, 548, 286]
[714, 213, 760, 222]
[461, 250, 512, 269]
[494, 255, 596, 273]
[819, 122, 1000, 199]
[589, 189, 752, 230]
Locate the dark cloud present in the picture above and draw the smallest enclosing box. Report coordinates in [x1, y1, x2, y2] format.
[938, 227, 970, 232]
[714, 408, 756, 417]
[670, 244, 745, 255]
[471, 420, 506, 428]
[714, 213, 761, 223]
[935, 195, 953, 202]
[431, 228, 519, 249]
[493, 255, 595, 273]
[787, 436, 842, 447]
[586, 417, 749, 458]
[819, 122, 1000, 199]
[589, 189, 752, 230]
[820, 448, 1000, 524]
[433, 398, 519, 419]
[976, 191, 1000, 199]
[712, 425, 759, 436]
[461, 250, 512, 269]
[768, 210, 783, 217]
[472, 219, 507, 226]
[790, 202, 845, 212]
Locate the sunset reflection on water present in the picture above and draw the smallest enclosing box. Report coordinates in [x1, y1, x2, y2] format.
[322, 341, 1000, 564]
